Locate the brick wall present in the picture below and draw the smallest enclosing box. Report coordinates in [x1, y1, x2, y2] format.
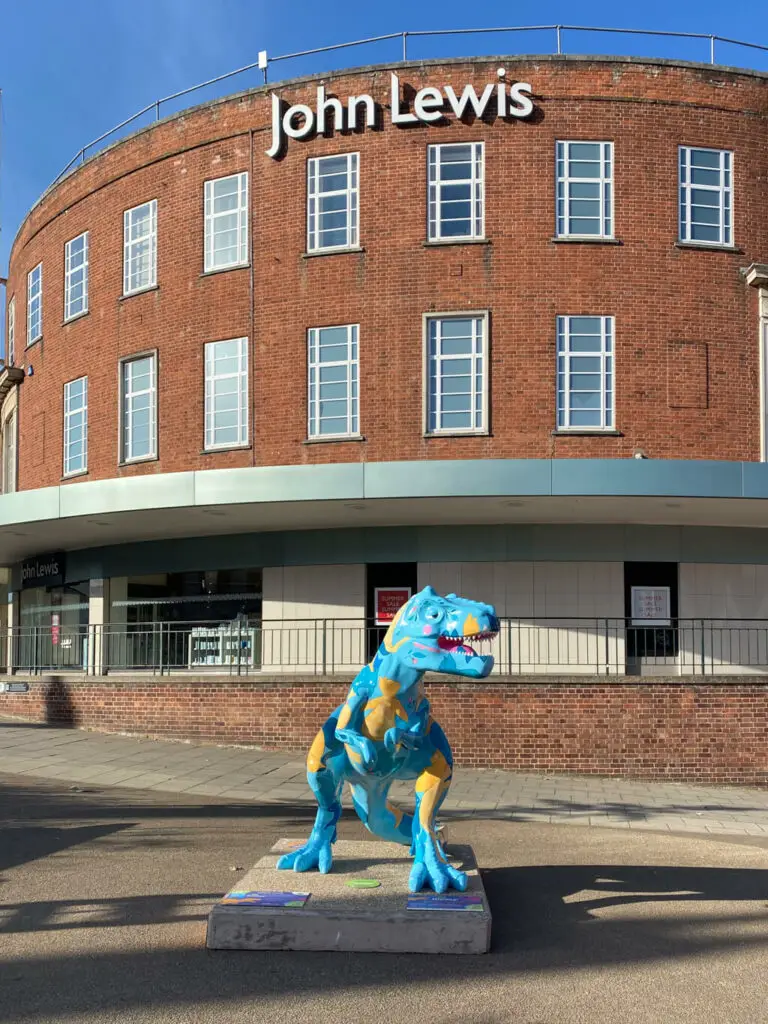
[6, 58, 768, 490]
[1, 674, 766, 785]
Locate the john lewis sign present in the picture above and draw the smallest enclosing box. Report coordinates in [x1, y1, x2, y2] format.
[267, 71, 534, 157]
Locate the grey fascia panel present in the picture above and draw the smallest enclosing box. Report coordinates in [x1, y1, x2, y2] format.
[0, 486, 60, 525]
[363, 460, 552, 499]
[194, 464, 365, 506]
[741, 462, 768, 499]
[59, 473, 196, 518]
[552, 459, 745, 498]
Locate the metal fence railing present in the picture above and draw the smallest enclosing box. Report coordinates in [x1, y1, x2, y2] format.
[47, 25, 768, 191]
[3, 618, 768, 677]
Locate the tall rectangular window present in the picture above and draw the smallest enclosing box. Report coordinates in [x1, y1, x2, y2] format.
[557, 316, 614, 431]
[307, 154, 359, 252]
[2, 410, 16, 494]
[307, 324, 359, 438]
[679, 147, 732, 246]
[123, 200, 157, 295]
[7, 296, 15, 366]
[556, 141, 613, 238]
[425, 314, 488, 434]
[204, 338, 248, 449]
[204, 172, 249, 272]
[27, 263, 42, 344]
[427, 143, 484, 241]
[65, 232, 89, 321]
[120, 354, 157, 462]
[63, 376, 88, 476]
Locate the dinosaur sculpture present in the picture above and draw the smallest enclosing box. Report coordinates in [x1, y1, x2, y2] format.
[278, 586, 499, 893]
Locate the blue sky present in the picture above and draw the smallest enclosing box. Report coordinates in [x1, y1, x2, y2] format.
[0, 0, 765, 338]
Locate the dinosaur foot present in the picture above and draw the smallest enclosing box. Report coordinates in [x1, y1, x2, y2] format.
[408, 832, 467, 894]
[277, 835, 334, 874]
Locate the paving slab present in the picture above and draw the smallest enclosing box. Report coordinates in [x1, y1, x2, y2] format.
[206, 839, 490, 954]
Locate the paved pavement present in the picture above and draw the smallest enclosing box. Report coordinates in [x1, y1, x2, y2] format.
[2, 772, 768, 1024]
[2, 716, 768, 837]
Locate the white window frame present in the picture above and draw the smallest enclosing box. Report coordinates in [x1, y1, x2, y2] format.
[555, 141, 613, 239]
[7, 295, 15, 366]
[63, 376, 88, 477]
[307, 153, 359, 253]
[424, 312, 489, 436]
[307, 323, 360, 439]
[119, 353, 157, 463]
[123, 200, 158, 296]
[2, 409, 17, 494]
[204, 172, 249, 272]
[27, 263, 42, 344]
[556, 315, 615, 432]
[679, 146, 733, 247]
[204, 337, 249, 450]
[64, 231, 89, 321]
[427, 143, 485, 242]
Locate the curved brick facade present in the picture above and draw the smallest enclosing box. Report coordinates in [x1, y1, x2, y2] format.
[7, 56, 768, 490]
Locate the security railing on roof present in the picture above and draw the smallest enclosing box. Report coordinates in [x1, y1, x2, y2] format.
[4, 618, 768, 676]
[49, 25, 768, 191]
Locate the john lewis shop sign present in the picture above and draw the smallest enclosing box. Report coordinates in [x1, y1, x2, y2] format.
[266, 71, 534, 157]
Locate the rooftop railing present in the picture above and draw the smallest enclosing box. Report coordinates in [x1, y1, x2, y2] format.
[4, 617, 768, 677]
[48, 25, 768, 191]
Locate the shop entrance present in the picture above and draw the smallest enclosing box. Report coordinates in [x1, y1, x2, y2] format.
[365, 563, 418, 660]
[624, 561, 679, 674]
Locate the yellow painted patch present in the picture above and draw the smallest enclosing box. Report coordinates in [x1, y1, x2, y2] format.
[307, 730, 326, 773]
[463, 612, 481, 637]
[378, 676, 400, 698]
[386, 801, 404, 827]
[361, 693, 408, 741]
[337, 702, 352, 730]
[415, 750, 452, 835]
[345, 745, 363, 764]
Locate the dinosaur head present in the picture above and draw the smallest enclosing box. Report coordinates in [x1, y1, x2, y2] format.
[379, 586, 499, 679]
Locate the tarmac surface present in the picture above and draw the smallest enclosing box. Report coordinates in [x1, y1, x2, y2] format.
[2, 718, 768, 1023]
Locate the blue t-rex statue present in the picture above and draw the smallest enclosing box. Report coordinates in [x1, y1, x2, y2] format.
[277, 586, 499, 893]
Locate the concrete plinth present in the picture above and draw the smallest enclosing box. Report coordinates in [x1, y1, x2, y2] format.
[206, 839, 491, 954]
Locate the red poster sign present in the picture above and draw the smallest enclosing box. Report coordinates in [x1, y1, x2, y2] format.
[51, 613, 60, 646]
[374, 587, 412, 626]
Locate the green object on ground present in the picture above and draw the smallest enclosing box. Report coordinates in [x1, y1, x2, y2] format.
[345, 878, 381, 889]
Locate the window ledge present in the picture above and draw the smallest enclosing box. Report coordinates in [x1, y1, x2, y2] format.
[302, 247, 365, 259]
[552, 429, 624, 437]
[423, 238, 491, 248]
[200, 264, 250, 278]
[200, 444, 252, 455]
[118, 455, 159, 468]
[303, 435, 366, 445]
[675, 241, 742, 254]
[61, 470, 89, 482]
[119, 285, 159, 301]
[25, 338, 42, 351]
[550, 236, 622, 245]
[62, 310, 89, 327]
[424, 430, 490, 438]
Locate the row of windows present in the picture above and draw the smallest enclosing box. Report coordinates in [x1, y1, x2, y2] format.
[5, 142, 734, 368]
[59, 314, 615, 477]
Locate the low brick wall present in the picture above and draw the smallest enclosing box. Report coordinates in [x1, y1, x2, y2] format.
[1, 674, 766, 785]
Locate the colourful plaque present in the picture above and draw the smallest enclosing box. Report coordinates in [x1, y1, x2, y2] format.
[221, 890, 310, 907]
[406, 893, 483, 912]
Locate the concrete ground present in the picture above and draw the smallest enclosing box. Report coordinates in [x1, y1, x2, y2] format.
[1, 717, 768, 837]
[1, 719, 768, 1023]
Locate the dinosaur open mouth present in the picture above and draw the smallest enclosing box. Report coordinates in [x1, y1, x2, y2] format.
[438, 630, 497, 658]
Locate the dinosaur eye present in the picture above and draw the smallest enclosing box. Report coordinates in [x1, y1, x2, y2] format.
[424, 606, 443, 622]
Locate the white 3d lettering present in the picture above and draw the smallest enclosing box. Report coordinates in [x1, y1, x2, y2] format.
[266, 72, 534, 157]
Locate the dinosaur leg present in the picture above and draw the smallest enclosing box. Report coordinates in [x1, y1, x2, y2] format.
[277, 717, 346, 874]
[349, 779, 413, 846]
[408, 721, 467, 894]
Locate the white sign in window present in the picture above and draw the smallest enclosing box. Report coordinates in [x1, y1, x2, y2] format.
[631, 586, 671, 626]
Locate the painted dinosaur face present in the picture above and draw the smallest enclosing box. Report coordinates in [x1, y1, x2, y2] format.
[382, 585, 499, 678]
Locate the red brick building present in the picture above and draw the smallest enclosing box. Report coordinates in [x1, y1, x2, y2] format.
[1, 55, 768, 778]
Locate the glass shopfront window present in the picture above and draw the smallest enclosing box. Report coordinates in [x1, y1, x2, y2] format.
[108, 568, 262, 671]
[17, 583, 90, 670]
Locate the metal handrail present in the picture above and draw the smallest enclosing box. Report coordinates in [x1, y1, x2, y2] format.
[46, 24, 768, 191]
